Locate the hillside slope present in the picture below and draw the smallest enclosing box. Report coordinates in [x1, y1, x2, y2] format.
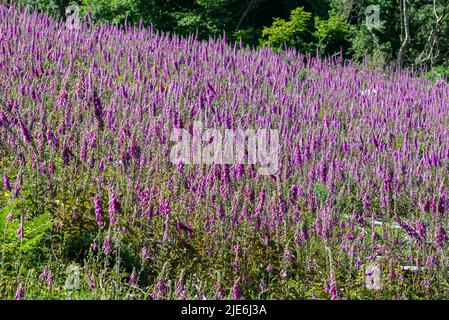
[1, 3, 449, 299]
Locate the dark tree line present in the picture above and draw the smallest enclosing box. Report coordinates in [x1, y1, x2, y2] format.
[9, 0, 449, 76]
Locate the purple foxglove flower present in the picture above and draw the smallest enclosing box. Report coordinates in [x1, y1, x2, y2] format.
[232, 280, 242, 300]
[423, 278, 431, 289]
[233, 244, 242, 256]
[280, 268, 287, 279]
[284, 247, 293, 264]
[215, 280, 224, 300]
[103, 235, 112, 255]
[141, 247, 149, 260]
[216, 203, 225, 221]
[88, 277, 96, 289]
[15, 283, 25, 300]
[129, 269, 138, 286]
[434, 222, 447, 249]
[18, 120, 31, 144]
[39, 267, 49, 281]
[13, 174, 22, 198]
[329, 272, 339, 300]
[94, 195, 103, 228]
[61, 144, 70, 165]
[17, 222, 23, 239]
[232, 259, 240, 273]
[155, 279, 166, 299]
[397, 217, 423, 250]
[426, 255, 437, 268]
[108, 192, 121, 225]
[415, 221, 427, 241]
[46, 271, 54, 286]
[92, 89, 104, 129]
[236, 164, 244, 178]
[290, 185, 299, 203]
[3, 173, 11, 191]
[176, 279, 187, 300]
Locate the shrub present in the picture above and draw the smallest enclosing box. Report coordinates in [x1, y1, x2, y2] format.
[314, 14, 355, 57]
[260, 6, 313, 52]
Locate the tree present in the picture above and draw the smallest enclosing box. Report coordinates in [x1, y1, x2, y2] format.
[314, 14, 354, 57]
[260, 6, 313, 51]
[414, 0, 449, 67]
[398, 0, 411, 66]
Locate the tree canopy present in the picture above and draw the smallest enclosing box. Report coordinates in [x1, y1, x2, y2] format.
[11, 0, 449, 76]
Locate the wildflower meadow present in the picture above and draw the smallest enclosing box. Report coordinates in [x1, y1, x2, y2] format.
[1, 2, 449, 300]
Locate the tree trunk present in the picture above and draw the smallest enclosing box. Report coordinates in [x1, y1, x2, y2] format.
[59, 0, 70, 22]
[398, 0, 411, 67]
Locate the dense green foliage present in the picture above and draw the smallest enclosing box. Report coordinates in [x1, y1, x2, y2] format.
[260, 6, 313, 52]
[9, 0, 449, 74]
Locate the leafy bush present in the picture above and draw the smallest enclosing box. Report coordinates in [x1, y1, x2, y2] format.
[81, 0, 157, 26]
[314, 14, 354, 57]
[260, 7, 313, 52]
